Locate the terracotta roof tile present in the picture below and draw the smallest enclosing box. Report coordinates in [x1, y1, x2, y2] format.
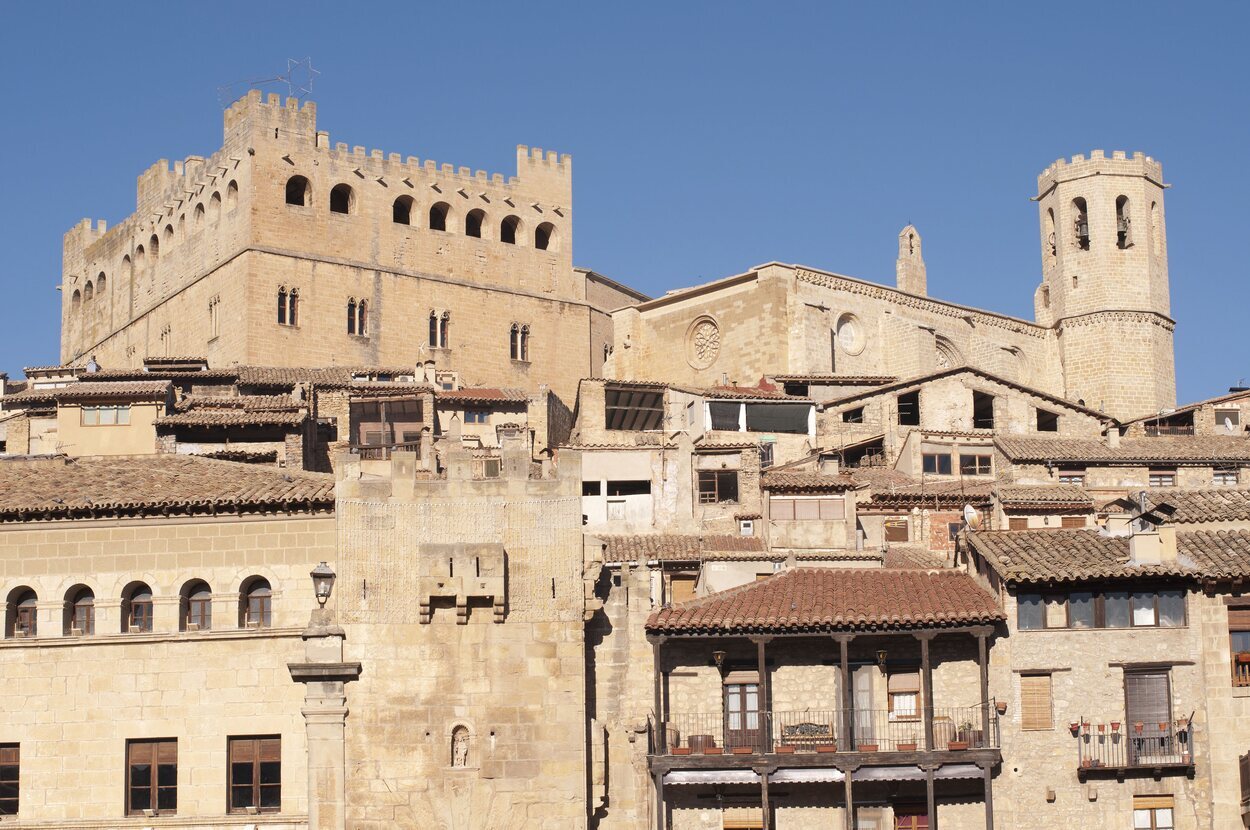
[89, 368, 239, 382]
[180, 394, 298, 411]
[2, 380, 171, 405]
[995, 485, 1093, 510]
[769, 375, 898, 385]
[646, 567, 1003, 634]
[156, 410, 306, 428]
[236, 366, 418, 389]
[0, 455, 333, 522]
[597, 534, 767, 564]
[1120, 389, 1250, 425]
[761, 471, 858, 493]
[996, 435, 1250, 464]
[437, 388, 528, 405]
[883, 546, 950, 569]
[1142, 489, 1250, 524]
[867, 478, 994, 508]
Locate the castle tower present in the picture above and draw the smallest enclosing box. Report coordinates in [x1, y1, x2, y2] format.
[896, 224, 926, 296]
[1033, 151, 1175, 420]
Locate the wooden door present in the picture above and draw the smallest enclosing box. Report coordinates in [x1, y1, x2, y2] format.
[724, 682, 761, 751]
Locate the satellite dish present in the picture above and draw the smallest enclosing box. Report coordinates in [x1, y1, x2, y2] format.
[1225, 416, 1235, 434]
[963, 503, 982, 530]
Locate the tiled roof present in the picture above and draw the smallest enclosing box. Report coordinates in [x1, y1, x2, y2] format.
[597, 534, 768, 564]
[769, 375, 898, 385]
[0, 455, 333, 522]
[995, 435, 1250, 464]
[678, 384, 811, 401]
[761, 471, 858, 493]
[846, 466, 917, 489]
[995, 485, 1093, 510]
[1143, 488, 1250, 524]
[646, 567, 1004, 634]
[884, 546, 950, 569]
[2, 380, 171, 404]
[236, 366, 418, 389]
[180, 394, 298, 411]
[22, 365, 73, 375]
[867, 478, 994, 508]
[156, 409, 306, 428]
[1120, 389, 1250, 425]
[89, 368, 239, 382]
[965, 528, 1250, 584]
[1, 380, 27, 395]
[436, 387, 528, 405]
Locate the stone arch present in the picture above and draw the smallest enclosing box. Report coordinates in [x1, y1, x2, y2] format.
[239, 575, 272, 628]
[1044, 208, 1056, 262]
[83, 280, 94, 302]
[934, 335, 963, 369]
[465, 209, 486, 239]
[150, 233, 160, 259]
[226, 180, 239, 211]
[393, 195, 414, 225]
[1151, 201, 1162, 256]
[95, 272, 107, 297]
[535, 221, 556, 251]
[163, 224, 174, 246]
[1071, 197, 1089, 250]
[429, 201, 451, 232]
[63, 583, 95, 635]
[179, 578, 212, 631]
[71, 288, 81, 315]
[5, 585, 37, 638]
[285, 175, 311, 207]
[500, 214, 521, 245]
[209, 192, 222, 222]
[120, 580, 153, 633]
[1115, 194, 1132, 249]
[194, 203, 205, 226]
[449, 722, 475, 768]
[330, 183, 354, 215]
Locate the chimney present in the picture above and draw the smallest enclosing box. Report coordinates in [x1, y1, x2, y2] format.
[1158, 525, 1178, 563]
[1129, 528, 1162, 565]
[1106, 427, 1121, 448]
[818, 454, 841, 475]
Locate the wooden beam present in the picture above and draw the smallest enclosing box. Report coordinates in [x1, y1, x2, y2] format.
[926, 764, 937, 830]
[760, 769, 771, 830]
[837, 635, 854, 749]
[919, 633, 935, 751]
[978, 632, 991, 744]
[983, 763, 995, 830]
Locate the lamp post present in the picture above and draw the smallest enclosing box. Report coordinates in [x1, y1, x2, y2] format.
[288, 563, 360, 830]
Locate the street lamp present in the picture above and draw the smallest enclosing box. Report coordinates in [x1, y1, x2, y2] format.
[311, 562, 336, 608]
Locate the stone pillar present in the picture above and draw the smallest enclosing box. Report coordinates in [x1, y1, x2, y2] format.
[288, 609, 361, 830]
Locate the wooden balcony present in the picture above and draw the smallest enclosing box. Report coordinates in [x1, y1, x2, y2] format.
[1075, 719, 1196, 781]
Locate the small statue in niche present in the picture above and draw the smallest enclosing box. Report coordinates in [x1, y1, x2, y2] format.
[451, 726, 470, 767]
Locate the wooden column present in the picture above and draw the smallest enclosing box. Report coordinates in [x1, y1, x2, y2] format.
[919, 633, 935, 751]
[842, 765, 855, 830]
[651, 637, 666, 752]
[926, 765, 938, 830]
[977, 631, 991, 745]
[837, 635, 854, 749]
[754, 637, 771, 752]
[653, 770, 666, 830]
[760, 769, 771, 830]
[982, 763, 995, 830]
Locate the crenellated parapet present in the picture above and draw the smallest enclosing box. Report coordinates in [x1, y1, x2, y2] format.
[1037, 149, 1165, 196]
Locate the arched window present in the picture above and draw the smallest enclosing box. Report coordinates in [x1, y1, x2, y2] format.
[347, 299, 357, 335]
[428, 311, 438, 347]
[5, 587, 37, 638]
[1072, 197, 1089, 251]
[180, 580, 212, 631]
[1042, 285, 1051, 308]
[71, 289, 81, 314]
[465, 209, 485, 238]
[429, 202, 450, 232]
[1072, 275, 1079, 289]
[121, 582, 153, 633]
[150, 234, 160, 260]
[285, 175, 310, 207]
[178, 214, 185, 235]
[194, 203, 205, 226]
[393, 195, 413, 225]
[510, 323, 520, 360]
[535, 222, 556, 251]
[440, 311, 450, 349]
[96, 272, 106, 296]
[1151, 201, 1162, 256]
[240, 576, 272, 628]
[330, 184, 353, 215]
[500, 215, 520, 245]
[277, 287, 288, 325]
[135, 244, 146, 272]
[163, 224, 174, 246]
[287, 288, 298, 327]
[64, 585, 95, 635]
[210, 192, 222, 222]
[1044, 208, 1056, 262]
[1115, 195, 1132, 249]
[520, 325, 530, 362]
[83, 280, 94, 302]
[226, 180, 238, 211]
[357, 299, 368, 336]
[603, 343, 611, 363]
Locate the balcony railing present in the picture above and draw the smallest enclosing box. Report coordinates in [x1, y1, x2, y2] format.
[656, 705, 998, 757]
[350, 441, 421, 461]
[1233, 655, 1250, 687]
[1075, 720, 1195, 777]
[1144, 423, 1195, 437]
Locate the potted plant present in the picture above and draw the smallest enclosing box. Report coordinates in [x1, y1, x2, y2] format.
[672, 746, 692, 756]
[774, 744, 796, 754]
[1097, 723, 1106, 734]
[1111, 721, 1121, 732]
[815, 743, 838, 753]
[731, 746, 754, 755]
[1158, 721, 1169, 732]
[857, 741, 879, 752]
[1237, 652, 1250, 663]
[995, 701, 1008, 715]
[948, 738, 970, 751]
[897, 741, 918, 752]
[703, 746, 723, 755]
[1069, 721, 1081, 736]
[1134, 722, 1144, 734]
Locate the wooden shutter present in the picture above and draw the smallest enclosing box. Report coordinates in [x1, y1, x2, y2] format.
[770, 498, 795, 520]
[1060, 516, 1085, 528]
[1020, 674, 1053, 730]
[0, 745, 16, 765]
[669, 575, 697, 605]
[1125, 672, 1171, 728]
[1230, 608, 1250, 631]
[795, 499, 821, 521]
[819, 498, 845, 520]
[1008, 517, 1028, 531]
[156, 740, 177, 765]
[888, 671, 920, 693]
[885, 519, 909, 542]
[1133, 794, 1174, 810]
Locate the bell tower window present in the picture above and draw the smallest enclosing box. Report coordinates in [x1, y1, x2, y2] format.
[1116, 195, 1132, 249]
[1072, 198, 1089, 251]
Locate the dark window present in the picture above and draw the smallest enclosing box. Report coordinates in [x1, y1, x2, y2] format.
[181, 580, 212, 631]
[347, 300, 357, 335]
[535, 222, 555, 251]
[1073, 197, 1090, 250]
[392, 196, 413, 225]
[241, 578, 272, 628]
[959, 454, 992, 476]
[708, 401, 741, 431]
[500, 215, 520, 244]
[284, 176, 310, 207]
[606, 480, 650, 497]
[759, 443, 775, 468]
[1116, 195, 1131, 249]
[897, 391, 920, 426]
[842, 407, 864, 424]
[464, 410, 488, 424]
[439, 312, 450, 349]
[65, 586, 94, 635]
[1017, 593, 1044, 630]
[1036, 409, 1059, 432]
[357, 300, 368, 336]
[604, 385, 664, 431]
[229, 736, 281, 814]
[465, 209, 485, 238]
[329, 184, 352, 214]
[519, 325, 529, 361]
[582, 481, 601, 496]
[123, 583, 153, 633]
[1018, 588, 1185, 630]
[429, 202, 450, 231]
[510, 324, 519, 360]
[277, 288, 288, 325]
[697, 470, 739, 504]
[127, 739, 177, 815]
[6, 588, 36, 638]
[972, 391, 995, 429]
[287, 289, 298, 327]
[1149, 468, 1176, 487]
[428, 312, 438, 347]
[1230, 608, 1250, 686]
[744, 403, 810, 434]
[0, 744, 16, 816]
[922, 453, 952, 475]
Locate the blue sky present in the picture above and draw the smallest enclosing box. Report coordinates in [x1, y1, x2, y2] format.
[0, 2, 1245, 403]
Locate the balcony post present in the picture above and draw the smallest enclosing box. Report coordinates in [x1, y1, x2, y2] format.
[917, 632, 935, 751]
[651, 636, 666, 753]
[653, 770, 666, 830]
[836, 634, 855, 749]
[841, 762, 857, 830]
[981, 761, 995, 830]
[925, 763, 938, 830]
[759, 768, 771, 830]
[752, 636, 772, 753]
[977, 630, 991, 746]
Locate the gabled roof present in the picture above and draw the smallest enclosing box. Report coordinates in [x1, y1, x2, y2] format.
[646, 567, 1003, 634]
[1, 380, 171, 405]
[436, 388, 528, 406]
[1143, 488, 1250, 524]
[995, 485, 1093, 510]
[761, 471, 858, 493]
[155, 410, 306, 429]
[0, 455, 333, 522]
[965, 527, 1250, 584]
[236, 366, 419, 389]
[1120, 389, 1250, 426]
[816, 366, 1115, 422]
[866, 478, 995, 509]
[597, 534, 768, 564]
[995, 435, 1250, 465]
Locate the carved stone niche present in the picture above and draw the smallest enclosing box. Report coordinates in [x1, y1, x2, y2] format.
[418, 543, 507, 625]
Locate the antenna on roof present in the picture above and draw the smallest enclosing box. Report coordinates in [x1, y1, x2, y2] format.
[216, 58, 320, 108]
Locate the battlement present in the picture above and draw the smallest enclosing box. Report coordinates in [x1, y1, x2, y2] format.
[223, 89, 317, 137]
[1037, 149, 1164, 194]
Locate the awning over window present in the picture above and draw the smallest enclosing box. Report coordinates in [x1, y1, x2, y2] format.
[664, 769, 760, 785]
[852, 764, 984, 782]
[770, 768, 845, 783]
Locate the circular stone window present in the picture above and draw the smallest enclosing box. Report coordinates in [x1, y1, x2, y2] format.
[686, 317, 721, 369]
[836, 313, 865, 356]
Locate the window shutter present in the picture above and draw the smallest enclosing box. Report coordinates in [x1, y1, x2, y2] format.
[1133, 794, 1174, 810]
[723, 670, 760, 685]
[888, 671, 920, 693]
[1020, 674, 1053, 730]
[156, 740, 177, 765]
[770, 498, 795, 520]
[819, 498, 845, 520]
[0, 746, 16, 765]
[1060, 516, 1085, 528]
[1229, 608, 1250, 630]
[1125, 672, 1171, 728]
[258, 737, 281, 763]
[795, 499, 821, 521]
[1008, 517, 1028, 531]
[231, 738, 255, 763]
[669, 575, 697, 605]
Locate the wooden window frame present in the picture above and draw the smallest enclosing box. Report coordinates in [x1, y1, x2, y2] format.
[1148, 468, 1177, 487]
[126, 738, 177, 816]
[697, 470, 739, 505]
[228, 735, 281, 814]
[921, 452, 952, 475]
[127, 593, 153, 634]
[886, 670, 921, 722]
[464, 410, 489, 425]
[958, 453, 993, 476]
[0, 744, 17, 817]
[1017, 585, 1187, 630]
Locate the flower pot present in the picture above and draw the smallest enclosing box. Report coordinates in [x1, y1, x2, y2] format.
[995, 701, 1007, 715]
[897, 742, 918, 752]
[1182, 752, 1192, 764]
[774, 745, 796, 754]
[702, 747, 723, 755]
[1134, 722, 1144, 734]
[731, 746, 754, 755]
[672, 747, 692, 756]
[1158, 722, 1169, 731]
[1237, 652, 1250, 664]
[857, 743, 879, 753]
[1111, 721, 1121, 731]
[1097, 724, 1106, 733]
[1081, 759, 1091, 769]
[948, 740, 970, 751]
[1069, 722, 1081, 735]
[815, 743, 838, 753]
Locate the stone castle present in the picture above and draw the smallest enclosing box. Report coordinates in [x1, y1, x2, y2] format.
[1, 94, 1246, 830]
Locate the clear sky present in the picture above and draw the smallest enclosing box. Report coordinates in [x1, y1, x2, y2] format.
[0, 2, 1245, 403]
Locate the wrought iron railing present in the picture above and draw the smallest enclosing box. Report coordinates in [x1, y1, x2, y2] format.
[1233, 655, 1250, 687]
[350, 440, 421, 460]
[1144, 423, 1195, 437]
[1075, 719, 1195, 772]
[655, 704, 998, 756]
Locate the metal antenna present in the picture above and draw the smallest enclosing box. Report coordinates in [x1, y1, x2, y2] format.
[216, 58, 320, 109]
